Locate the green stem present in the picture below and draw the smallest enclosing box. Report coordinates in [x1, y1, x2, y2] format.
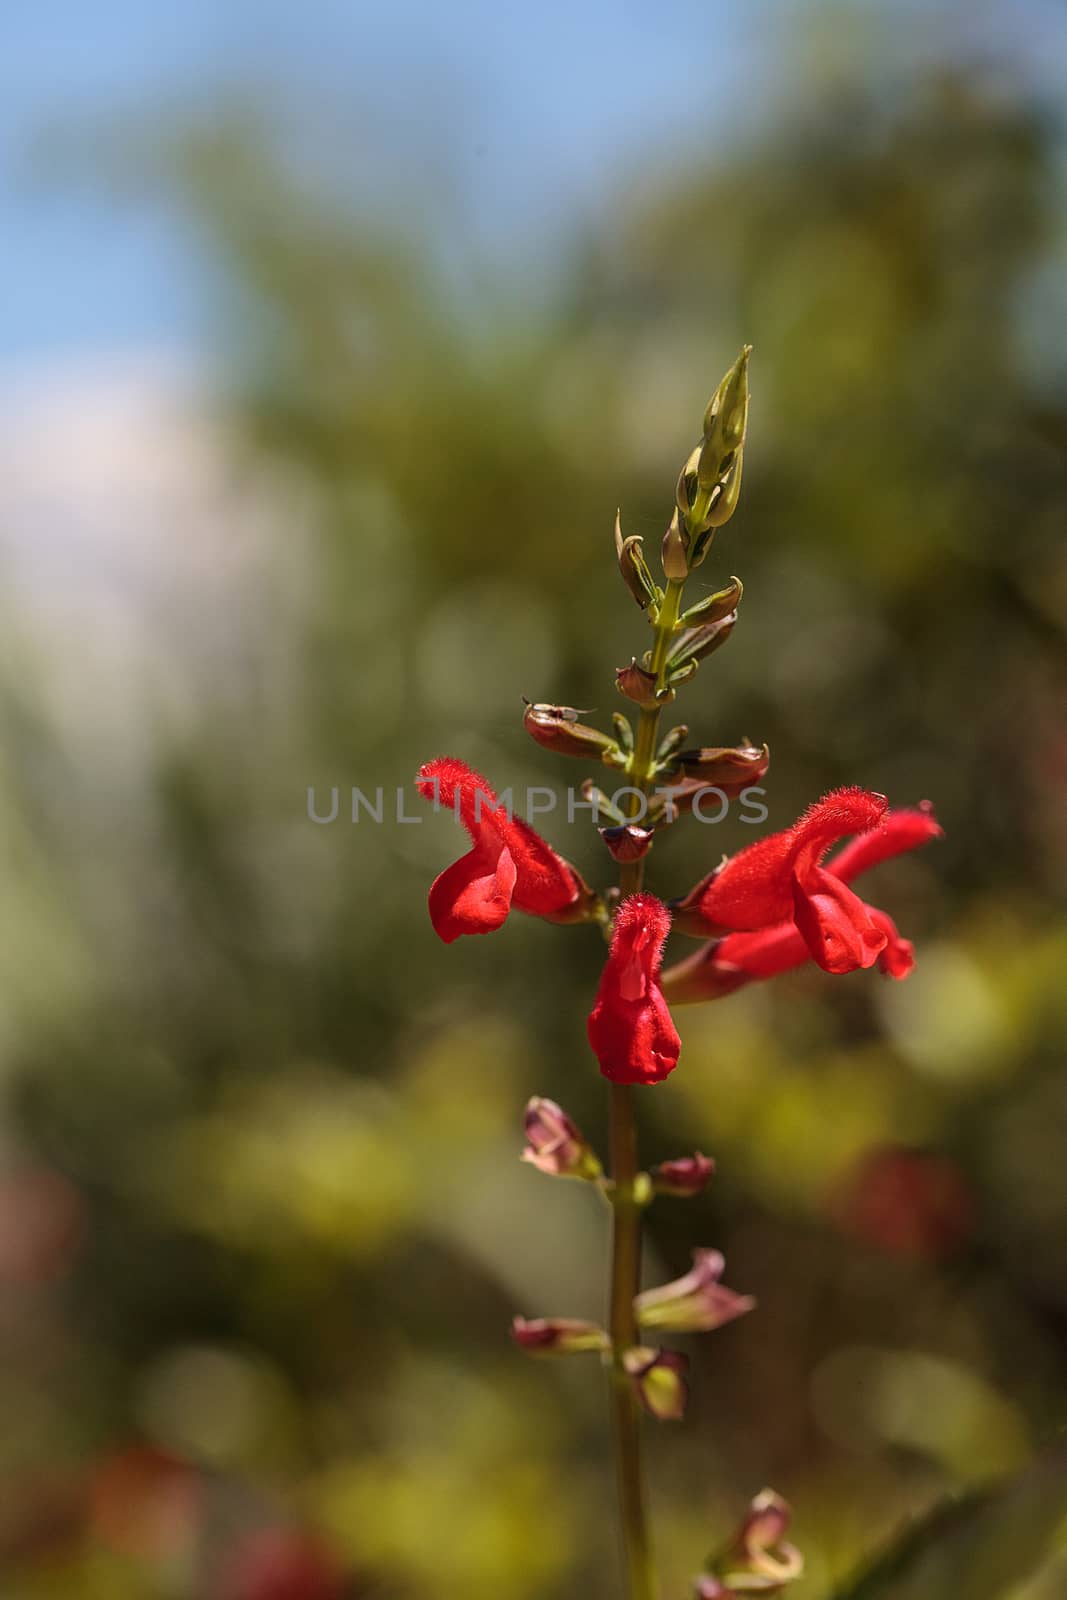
[608, 573, 686, 1600]
[609, 1082, 656, 1600]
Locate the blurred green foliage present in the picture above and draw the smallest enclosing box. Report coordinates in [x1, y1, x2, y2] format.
[1, 22, 1066, 1600]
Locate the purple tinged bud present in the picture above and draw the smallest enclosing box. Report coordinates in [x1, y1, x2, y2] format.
[522, 701, 622, 764]
[671, 744, 770, 788]
[510, 1316, 610, 1355]
[522, 1096, 602, 1180]
[615, 511, 661, 611]
[698, 1488, 804, 1596]
[635, 1249, 755, 1334]
[665, 613, 738, 675]
[600, 823, 654, 863]
[616, 658, 665, 710]
[731, 1490, 803, 1588]
[651, 1152, 716, 1197]
[623, 1347, 690, 1420]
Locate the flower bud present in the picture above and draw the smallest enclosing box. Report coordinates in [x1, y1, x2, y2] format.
[675, 443, 702, 518]
[616, 658, 665, 710]
[656, 724, 689, 762]
[678, 577, 742, 629]
[664, 613, 737, 675]
[623, 1347, 689, 1420]
[612, 712, 634, 754]
[661, 509, 690, 581]
[669, 744, 770, 791]
[635, 1249, 755, 1334]
[510, 1316, 610, 1355]
[699, 1489, 804, 1595]
[581, 780, 627, 825]
[698, 347, 750, 490]
[521, 1096, 602, 1180]
[600, 823, 654, 863]
[703, 450, 744, 530]
[615, 511, 661, 611]
[651, 1153, 715, 1197]
[522, 701, 622, 764]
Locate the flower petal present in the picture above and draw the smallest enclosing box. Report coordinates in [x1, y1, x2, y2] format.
[791, 865, 887, 974]
[696, 787, 888, 931]
[587, 895, 681, 1084]
[427, 843, 517, 943]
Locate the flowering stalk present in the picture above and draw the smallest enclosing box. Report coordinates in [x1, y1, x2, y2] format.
[607, 573, 688, 1599]
[417, 346, 939, 1598]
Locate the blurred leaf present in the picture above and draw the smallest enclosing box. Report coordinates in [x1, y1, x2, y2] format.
[832, 1448, 1067, 1600]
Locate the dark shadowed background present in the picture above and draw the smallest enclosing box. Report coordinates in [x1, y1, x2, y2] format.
[1, 2, 1066, 1596]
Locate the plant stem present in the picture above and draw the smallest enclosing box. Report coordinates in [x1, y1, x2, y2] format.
[609, 1081, 656, 1600]
[607, 573, 686, 1600]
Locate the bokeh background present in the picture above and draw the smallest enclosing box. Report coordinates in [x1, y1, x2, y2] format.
[2, 2, 1066, 1597]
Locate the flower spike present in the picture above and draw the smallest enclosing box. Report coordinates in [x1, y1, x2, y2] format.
[587, 894, 681, 1084]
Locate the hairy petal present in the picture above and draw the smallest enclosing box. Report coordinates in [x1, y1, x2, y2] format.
[697, 787, 888, 930]
[588, 894, 681, 1084]
[828, 801, 942, 884]
[417, 757, 581, 937]
[791, 865, 887, 974]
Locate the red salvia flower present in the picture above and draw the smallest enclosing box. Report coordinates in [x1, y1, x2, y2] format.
[663, 803, 942, 1001]
[587, 893, 681, 1084]
[416, 757, 589, 943]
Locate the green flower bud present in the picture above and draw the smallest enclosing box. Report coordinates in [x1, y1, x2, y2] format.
[615, 511, 661, 611]
[678, 577, 742, 629]
[698, 346, 751, 490]
[664, 612, 737, 675]
[661, 509, 689, 581]
[703, 449, 744, 530]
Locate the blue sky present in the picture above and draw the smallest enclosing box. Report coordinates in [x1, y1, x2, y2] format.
[1, 0, 1061, 364]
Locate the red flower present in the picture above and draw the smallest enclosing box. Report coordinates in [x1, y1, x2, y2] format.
[416, 757, 590, 942]
[664, 802, 942, 1001]
[587, 894, 681, 1084]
